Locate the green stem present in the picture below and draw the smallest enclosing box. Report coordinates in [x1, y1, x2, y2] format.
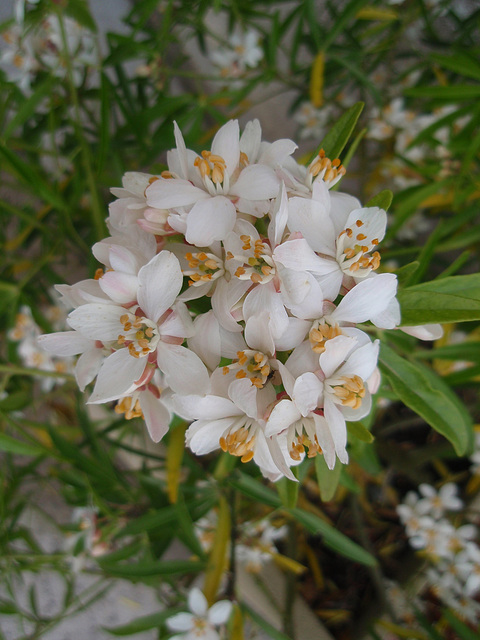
[283, 520, 297, 639]
[0, 364, 75, 380]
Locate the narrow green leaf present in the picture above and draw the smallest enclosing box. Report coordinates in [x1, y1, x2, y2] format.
[242, 603, 292, 640]
[413, 342, 480, 363]
[404, 85, 480, 100]
[395, 261, 420, 288]
[98, 559, 204, 578]
[397, 273, 480, 324]
[288, 508, 377, 566]
[315, 456, 341, 502]
[443, 609, 480, 640]
[65, 0, 97, 31]
[0, 432, 45, 457]
[347, 421, 374, 444]
[103, 608, 182, 636]
[366, 190, 393, 212]
[387, 181, 449, 239]
[322, 0, 370, 50]
[317, 102, 364, 160]
[379, 344, 473, 456]
[115, 506, 178, 538]
[430, 53, 480, 82]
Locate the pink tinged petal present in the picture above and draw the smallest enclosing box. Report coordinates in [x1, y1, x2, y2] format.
[88, 349, 147, 404]
[287, 197, 336, 256]
[228, 378, 259, 419]
[239, 119, 261, 161]
[208, 600, 232, 626]
[139, 391, 171, 443]
[99, 271, 138, 304]
[137, 251, 183, 323]
[345, 207, 387, 246]
[188, 310, 222, 371]
[243, 282, 288, 340]
[173, 121, 190, 180]
[68, 304, 126, 341]
[161, 304, 194, 340]
[188, 587, 208, 617]
[258, 138, 298, 167]
[265, 434, 297, 481]
[268, 182, 289, 248]
[38, 331, 92, 356]
[108, 245, 141, 274]
[185, 196, 236, 246]
[156, 342, 210, 396]
[332, 273, 398, 324]
[274, 238, 332, 274]
[312, 412, 338, 469]
[336, 339, 379, 382]
[265, 399, 301, 437]
[401, 324, 443, 341]
[75, 347, 104, 391]
[146, 177, 209, 209]
[229, 164, 280, 200]
[187, 418, 236, 454]
[293, 372, 323, 416]
[275, 318, 310, 351]
[211, 278, 250, 333]
[167, 612, 195, 632]
[172, 394, 239, 421]
[245, 312, 275, 356]
[320, 335, 358, 379]
[323, 396, 348, 465]
[370, 297, 401, 329]
[211, 119, 240, 178]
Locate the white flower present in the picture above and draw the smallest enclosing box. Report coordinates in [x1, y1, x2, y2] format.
[415, 483, 463, 519]
[210, 28, 263, 78]
[166, 587, 232, 640]
[294, 102, 334, 140]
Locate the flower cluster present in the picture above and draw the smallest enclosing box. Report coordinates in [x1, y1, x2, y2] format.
[397, 482, 480, 624]
[40, 118, 402, 481]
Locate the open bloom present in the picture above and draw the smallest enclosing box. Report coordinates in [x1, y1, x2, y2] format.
[166, 587, 232, 640]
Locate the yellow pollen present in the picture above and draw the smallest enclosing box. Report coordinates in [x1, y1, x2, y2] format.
[356, 219, 364, 227]
[115, 397, 144, 420]
[309, 322, 342, 353]
[356, 233, 367, 241]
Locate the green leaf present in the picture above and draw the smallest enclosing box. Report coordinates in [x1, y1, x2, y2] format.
[115, 506, 178, 538]
[0, 391, 31, 412]
[315, 455, 341, 502]
[242, 603, 293, 640]
[366, 190, 393, 212]
[322, 0, 370, 50]
[103, 608, 182, 636]
[413, 342, 480, 363]
[379, 344, 473, 456]
[347, 421, 374, 444]
[0, 432, 45, 457]
[395, 261, 420, 288]
[317, 102, 364, 159]
[0, 281, 19, 314]
[288, 508, 377, 566]
[397, 273, 480, 324]
[430, 53, 480, 82]
[443, 609, 479, 640]
[276, 475, 299, 509]
[387, 181, 449, 239]
[229, 472, 281, 509]
[404, 85, 480, 100]
[98, 559, 204, 578]
[65, 0, 97, 31]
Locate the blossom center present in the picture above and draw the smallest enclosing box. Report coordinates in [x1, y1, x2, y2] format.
[184, 251, 225, 287]
[115, 395, 143, 420]
[337, 220, 381, 276]
[308, 149, 346, 188]
[228, 235, 275, 284]
[219, 421, 257, 463]
[330, 375, 366, 410]
[223, 349, 271, 388]
[117, 313, 159, 359]
[309, 320, 342, 353]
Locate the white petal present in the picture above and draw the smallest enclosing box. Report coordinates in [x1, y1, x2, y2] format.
[287, 197, 336, 255]
[265, 399, 301, 437]
[320, 335, 357, 379]
[75, 347, 104, 391]
[311, 413, 337, 469]
[274, 238, 332, 274]
[38, 331, 92, 356]
[293, 372, 323, 416]
[167, 612, 194, 632]
[243, 282, 288, 340]
[336, 339, 379, 381]
[370, 296, 401, 329]
[173, 121, 190, 180]
[274, 318, 310, 351]
[208, 600, 232, 626]
[99, 271, 138, 304]
[229, 164, 280, 200]
[245, 312, 275, 356]
[332, 274, 398, 324]
[137, 251, 183, 323]
[228, 378, 258, 419]
[211, 278, 250, 333]
[88, 350, 147, 404]
[186, 196, 236, 246]
[211, 120, 240, 178]
[401, 324, 443, 340]
[188, 587, 208, 617]
[188, 310, 222, 371]
[139, 391, 171, 442]
[323, 397, 348, 465]
[186, 418, 234, 454]
[157, 342, 210, 395]
[146, 178, 209, 209]
[68, 304, 125, 341]
[239, 119, 261, 162]
[172, 394, 239, 421]
[258, 138, 298, 167]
